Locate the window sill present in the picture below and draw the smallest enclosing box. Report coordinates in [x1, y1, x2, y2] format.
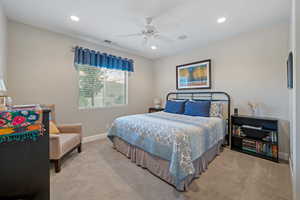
[78, 104, 128, 110]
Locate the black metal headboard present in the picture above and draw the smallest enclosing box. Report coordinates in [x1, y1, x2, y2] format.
[166, 91, 231, 145]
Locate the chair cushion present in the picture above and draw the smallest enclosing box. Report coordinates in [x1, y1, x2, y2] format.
[59, 134, 81, 157]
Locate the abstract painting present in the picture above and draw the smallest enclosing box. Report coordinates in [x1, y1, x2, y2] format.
[176, 60, 211, 90]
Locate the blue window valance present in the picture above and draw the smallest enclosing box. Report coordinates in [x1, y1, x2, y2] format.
[74, 46, 134, 72]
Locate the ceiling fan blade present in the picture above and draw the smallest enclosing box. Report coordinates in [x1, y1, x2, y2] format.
[154, 34, 173, 43]
[116, 33, 143, 37]
[142, 37, 148, 46]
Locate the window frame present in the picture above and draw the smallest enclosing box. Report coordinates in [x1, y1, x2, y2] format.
[77, 65, 129, 110]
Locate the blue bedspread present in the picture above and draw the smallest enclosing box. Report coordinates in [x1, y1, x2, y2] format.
[107, 111, 225, 187]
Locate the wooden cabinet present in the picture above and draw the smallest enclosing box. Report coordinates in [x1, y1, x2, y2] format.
[231, 115, 279, 162]
[148, 107, 164, 113]
[0, 109, 50, 200]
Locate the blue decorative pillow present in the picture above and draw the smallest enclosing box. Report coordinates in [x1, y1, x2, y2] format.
[184, 100, 211, 117]
[164, 100, 186, 114]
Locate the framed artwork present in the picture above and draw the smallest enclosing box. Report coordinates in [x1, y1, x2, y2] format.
[176, 59, 211, 90]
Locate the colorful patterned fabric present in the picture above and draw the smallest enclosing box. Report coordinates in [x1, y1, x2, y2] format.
[0, 107, 44, 144]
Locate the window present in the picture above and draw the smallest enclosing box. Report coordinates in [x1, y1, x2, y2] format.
[78, 65, 127, 108]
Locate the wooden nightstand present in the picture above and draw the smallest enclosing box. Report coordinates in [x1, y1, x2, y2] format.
[148, 107, 164, 113]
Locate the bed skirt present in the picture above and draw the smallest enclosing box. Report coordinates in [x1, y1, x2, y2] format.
[112, 137, 223, 191]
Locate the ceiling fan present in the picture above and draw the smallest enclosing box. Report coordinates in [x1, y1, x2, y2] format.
[117, 17, 172, 48]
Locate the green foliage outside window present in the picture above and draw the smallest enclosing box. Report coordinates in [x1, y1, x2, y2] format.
[78, 65, 127, 108]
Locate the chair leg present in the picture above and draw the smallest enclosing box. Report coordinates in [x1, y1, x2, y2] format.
[54, 159, 61, 173]
[77, 143, 82, 153]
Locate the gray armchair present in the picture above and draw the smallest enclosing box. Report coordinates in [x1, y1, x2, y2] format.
[46, 105, 82, 172]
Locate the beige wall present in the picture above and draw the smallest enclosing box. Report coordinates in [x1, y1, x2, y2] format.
[153, 22, 290, 156]
[291, 0, 300, 199]
[0, 3, 7, 80]
[7, 20, 154, 137]
[289, 2, 294, 175]
[7, 20, 291, 157]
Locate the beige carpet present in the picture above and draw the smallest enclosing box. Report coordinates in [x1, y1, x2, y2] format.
[50, 139, 292, 200]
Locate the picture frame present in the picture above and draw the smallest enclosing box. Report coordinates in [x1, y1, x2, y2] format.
[287, 52, 293, 89]
[176, 59, 211, 90]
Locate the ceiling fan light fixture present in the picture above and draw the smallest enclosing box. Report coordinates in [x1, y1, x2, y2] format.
[217, 17, 226, 24]
[70, 15, 80, 22]
[151, 45, 157, 50]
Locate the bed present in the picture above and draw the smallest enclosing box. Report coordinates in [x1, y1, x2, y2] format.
[107, 92, 231, 191]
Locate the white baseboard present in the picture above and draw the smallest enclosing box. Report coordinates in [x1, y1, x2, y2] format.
[82, 133, 107, 144]
[279, 152, 289, 161]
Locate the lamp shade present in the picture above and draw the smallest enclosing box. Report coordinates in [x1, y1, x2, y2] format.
[153, 98, 161, 105]
[0, 79, 7, 96]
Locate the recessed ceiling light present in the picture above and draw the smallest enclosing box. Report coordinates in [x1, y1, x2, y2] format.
[217, 17, 226, 23]
[70, 15, 80, 22]
[151, 45, 157, 50]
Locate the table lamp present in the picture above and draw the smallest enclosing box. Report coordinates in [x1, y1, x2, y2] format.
[153, 98, 162, 109]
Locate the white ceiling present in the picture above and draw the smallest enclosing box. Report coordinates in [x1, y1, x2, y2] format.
[1, 0, 290, 59]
